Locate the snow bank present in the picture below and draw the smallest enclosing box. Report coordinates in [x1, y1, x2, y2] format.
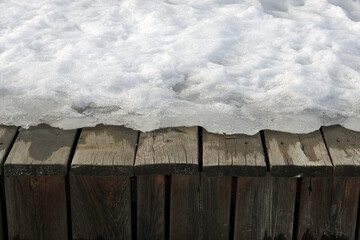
[1, 0, 360, 134]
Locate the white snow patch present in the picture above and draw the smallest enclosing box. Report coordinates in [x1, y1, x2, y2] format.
[1, 0, 360, 134]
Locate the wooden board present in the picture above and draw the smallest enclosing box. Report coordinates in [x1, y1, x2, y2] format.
[203, 130, 266, 176]
[169, 174, 232, 240]
[71, 125, 138, 176]
[137, 175, 165, 240]
[264, 130, 333, 177]
[135, 127, 198, 175]
[70, 176, 132, 239]
[297, 177, 360, 240]
[5, 175, 68, 240]
[234, 174, 297, 240]
[322, 125, 360, 176]
[0, 125, 18, 174]
[4, 125, 77, 176]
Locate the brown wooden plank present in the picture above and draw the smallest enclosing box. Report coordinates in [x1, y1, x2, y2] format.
[4, 125, 77, 176]
[4, 125, 76, 240]
[5, 175, 68, 240]
[203, 130, 266, 176]
[71, 125, 138, 176]
[135, 127, 198, 175]
[200, 175, 232, 239]
[0, 125, 17, 240]
[234, 174, 297, 239]
[264, 130, 333, 177]
[0, 125, 18, 174]
[137, 175, 165, 240]
[70, 176, 132, 239]
[322, 125, 360, 176]
[297, 177, 359, 240]
[170, 174, 232, 240]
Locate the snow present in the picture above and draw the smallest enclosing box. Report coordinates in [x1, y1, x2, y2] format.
[1, 0, 360, 134]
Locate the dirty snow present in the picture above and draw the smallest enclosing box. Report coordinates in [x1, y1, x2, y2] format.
[1, 0, 360, 134]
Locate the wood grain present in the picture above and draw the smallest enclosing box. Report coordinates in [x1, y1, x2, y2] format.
[322, 125, 360, 176]
[70, 176, 132, 240]
[297, 177, 360, 240]
[135, 127, 198, 175]
[137, 175, 165, 240]
[0, 125, 18, 174]
[71, 125, 138, 176]
[234, 174, 297, 240]
[203, 130, 266, 176]
[5, 175, 68, 240]
[170, 174, 232, 240]
[264, 130, 333, 177]
[4, 125, 77, 176]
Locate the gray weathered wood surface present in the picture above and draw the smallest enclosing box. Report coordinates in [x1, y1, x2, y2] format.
[297, 177, 360, 240]
[0, 126, 18, 174]
[322, 125, 360, 176]
[234, 174, 297, 240]
[264, 130, 332, 177]
[203, 130, 266, 176]
[4, 125, 77, 176]
[71, 125, 138, 176]
[135, 127, 198, 175]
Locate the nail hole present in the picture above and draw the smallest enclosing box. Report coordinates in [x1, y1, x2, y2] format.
[337, 139, 340, 143]
[245, 142, 248, 145]
[280, 142, 284, 145]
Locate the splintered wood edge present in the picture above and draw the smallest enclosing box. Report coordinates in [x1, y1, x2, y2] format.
[135, 127, 199, 176]
[202, 130, 267, 177]
[4, 125, 77, 176]
[264, 130, 333, 177]
[70, 125, 138, 177]
[322, 125, 360, 176]
[0, 126, 18, 175]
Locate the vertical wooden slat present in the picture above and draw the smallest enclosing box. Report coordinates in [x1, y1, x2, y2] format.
[5, 176, 68, 240]
[70, 125, 138, 239]
[70, 176, 132, 239]
[137, 175, 165, 240]
[170, 174, 232, 240]
[4, 125, 76, 239]
[170, 174, 201, 239]
[135, 127, 199, 240]
[234, 174, 297, 240]
[0, 125, 18, 240]
[297, 177, 360, 239]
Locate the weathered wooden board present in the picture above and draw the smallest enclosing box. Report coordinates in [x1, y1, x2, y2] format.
[71, 176, 132, 239]
[70, 126, 136, 239]
[137, 175, 165, 240]
[71, 125, 138, 176]
[297, 177, 360, 240]
[5, 175, 68, 240]
[135, 127, 198, 175]
[4, 125, 77, 176]
[0, 125, 18, 240]
[203, 130, 266, 176]
[264, 130, 333, 177]
[0, 125, 18, 174]
[170, 174, 232, 240]
[234, 174, 297, 239]
[322, 125, 360, 176]
[4, 125, 76, 240]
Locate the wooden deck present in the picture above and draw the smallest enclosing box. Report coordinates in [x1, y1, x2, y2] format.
[0, 124, 360, 240]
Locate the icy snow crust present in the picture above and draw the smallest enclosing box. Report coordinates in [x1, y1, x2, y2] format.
[1, 0, 360, 134]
